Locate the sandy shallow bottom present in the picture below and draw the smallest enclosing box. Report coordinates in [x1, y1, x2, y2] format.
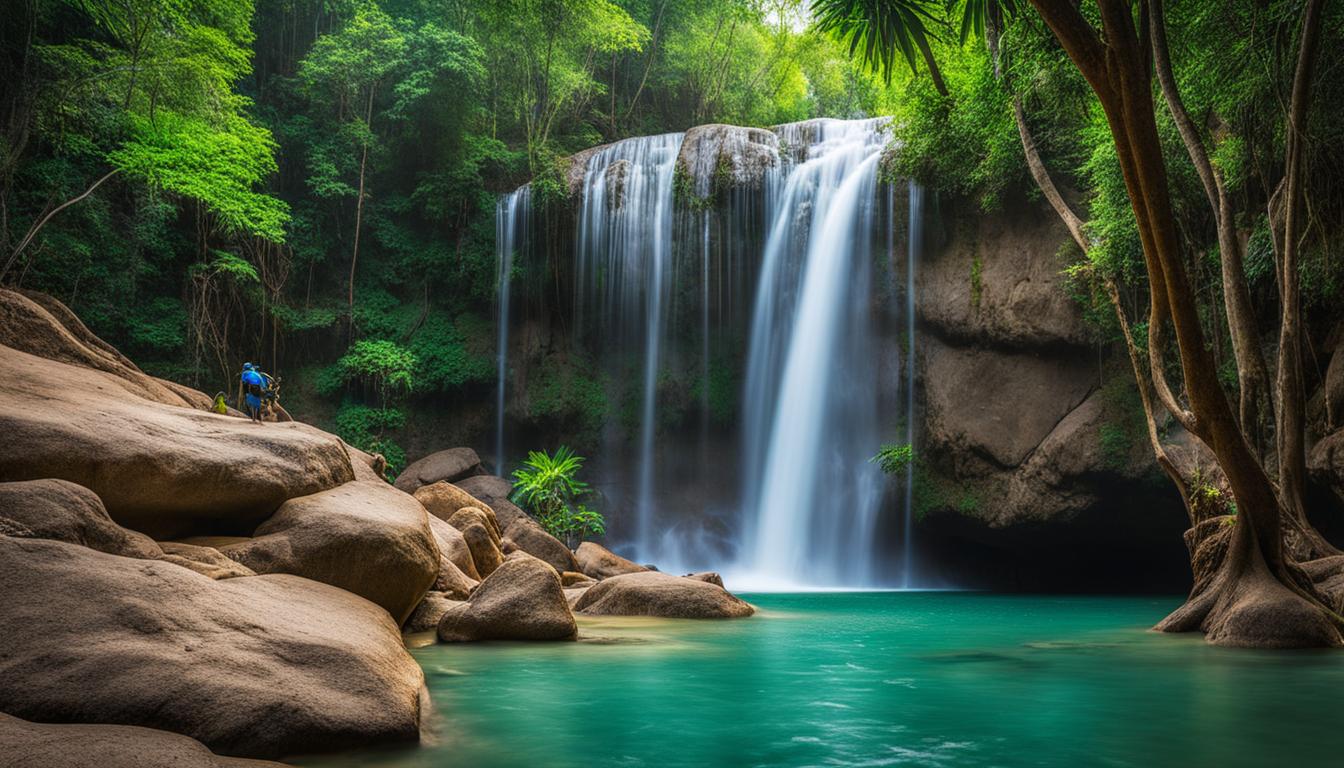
[298, 592, 1344, 768]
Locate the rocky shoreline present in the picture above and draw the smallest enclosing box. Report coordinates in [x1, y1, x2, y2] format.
[0, 288, 752, 765]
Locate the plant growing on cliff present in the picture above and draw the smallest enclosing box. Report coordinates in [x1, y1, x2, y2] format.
[510, 446, 604, 549]
[871, 443, 914, 475]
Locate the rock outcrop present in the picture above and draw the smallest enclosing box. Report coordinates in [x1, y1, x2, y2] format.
[436, 554, 577, 642]
[0, 535, 425, 759]
[0, 342, 355, 540]
[573, 571, 754, 618]
[217, 480, 439, 624]
[0, 713, 286, 768]
[575, 541, 648, 579]
[0, 479, 161, 559]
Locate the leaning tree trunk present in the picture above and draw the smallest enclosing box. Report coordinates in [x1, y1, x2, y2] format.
[1030, 0, 1341, 648]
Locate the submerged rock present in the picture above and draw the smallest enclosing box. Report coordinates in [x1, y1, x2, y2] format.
[574, 570, 754, 619]
[437, 554, 577, 642]
[0, 536, 425, 759]
[394, 448, 485, 494]
[218, 480, 439, 624]
[575, 541, 648, 579]
[0, 713, 285, 768]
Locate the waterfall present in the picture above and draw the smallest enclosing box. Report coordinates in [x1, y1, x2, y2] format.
[572, 133, 685, 558]
[739, 119, 890, 587]
[904, 181, 923, 589]
[493, 118, 907, 586]
[494, 186, 530, 471]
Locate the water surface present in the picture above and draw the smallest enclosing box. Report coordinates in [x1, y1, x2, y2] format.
[302, 593, 1344, 767]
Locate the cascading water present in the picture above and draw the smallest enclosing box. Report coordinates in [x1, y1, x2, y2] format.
[494, 118, 915, 587]
[904, 181, 923, 589]
[494, 186, 530, 470]
[739, 119, 890, 587]
[572, 133, 684, 558]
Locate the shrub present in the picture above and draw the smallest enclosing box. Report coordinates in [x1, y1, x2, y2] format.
[510, 446, 605, 549]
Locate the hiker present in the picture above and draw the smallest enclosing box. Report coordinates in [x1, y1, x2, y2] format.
[240, 362, 270, 423]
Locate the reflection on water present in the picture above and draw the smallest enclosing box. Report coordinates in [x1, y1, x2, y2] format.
[298, 593, 1344, 768]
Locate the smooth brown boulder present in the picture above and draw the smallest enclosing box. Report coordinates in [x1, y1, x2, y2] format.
[437, 554, 577, 642]
[0, 288, 195, 409]
[503, 518, 580, 574]
[453, 475, 513, 507]
[0, 342, 355, 540]
[575, 541, 648, 579]
[159, 541, 256, 580]
[433, 554, 478, 600]
[0, 713, 285, 768]
[447, 506, 502, 544]
[561, 570, 596, 587]
[574, 570, 755, 618]
[0, 479, 160, 559]
[414, 482, 493, 523]
[404, 591, 459, 634]
[488, 495, 532, 530]
[0, 536, 425, 759]
[394, 448, 485, 493]
[685, 571, 726, 588]
[219, 481, 438, 624]
[428, 515, 479, 580]
[460, 521, 504, 578]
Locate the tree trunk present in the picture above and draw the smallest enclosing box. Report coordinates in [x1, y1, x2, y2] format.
[3, 168, 120, 281]
[348, 86, 374, 338]
[1274, 0, 1334, 560]
[1029, 0, 1340, 648]
[1149, 0, 1270, 452]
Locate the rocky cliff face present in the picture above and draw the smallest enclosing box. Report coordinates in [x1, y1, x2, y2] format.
[911, 197, 1190, 590]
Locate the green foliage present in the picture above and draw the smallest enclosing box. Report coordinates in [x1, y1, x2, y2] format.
[333, 402, 406, 476]
[871, 443, 914, 474]
[525, 356, 608, 439]
[510, 446, 603, 548]
[335, 339, 416, 400]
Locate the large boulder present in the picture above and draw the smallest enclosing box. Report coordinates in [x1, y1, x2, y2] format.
[447, 506, 502, 543]
[503, 518, 580, 574]
[432, 554, 478, 600]
[428, 515, 479, 580]
[0, 479, 160, 559]
[573, 570, 755, 618]
[575, 541, 648, 579]
[0, 341, 355, 539]
[394, 448, 485, 494]
[404, 591, 458, 634]
[158, 541, 256, 580]
[436, 554, 577, 642]
[0, 713, 284, 768]
[0, 288, 197, 409]
[460, 521, 505, 578]
[452, 475, 513, 507]
[676, 124, 779, 198]
[414, 481, 493, 523]
[1309, 428, 1344, 505]
[0, 535, 425, 759]
[219, 481, 438, 624]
